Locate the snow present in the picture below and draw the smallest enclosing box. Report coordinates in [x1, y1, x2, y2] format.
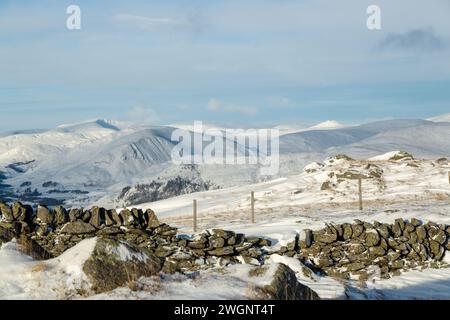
[308, 120, 347, 131]
[106, 242, 149, 262]
[428, 113, 450, 123]
[369, 151, 405, 161]
[0, 237, 97, 299]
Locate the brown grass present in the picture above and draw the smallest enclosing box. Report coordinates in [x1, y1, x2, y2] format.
[31, 262, 48, 273]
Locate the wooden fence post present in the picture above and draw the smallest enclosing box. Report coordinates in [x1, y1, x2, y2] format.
[193, 199, 197, 233]
[251, 191, 255, 224]
[358, 178, 363, 211]
[448, 171, 450, 184]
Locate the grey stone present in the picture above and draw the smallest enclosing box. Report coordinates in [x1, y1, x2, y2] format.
[60, 221, 97, 235]
[82, 238, 162, 293]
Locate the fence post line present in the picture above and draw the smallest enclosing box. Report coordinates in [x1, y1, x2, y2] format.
[358, 178, 363, 211]
[193, 199, 197, 233]
[251, 191, 255, 223]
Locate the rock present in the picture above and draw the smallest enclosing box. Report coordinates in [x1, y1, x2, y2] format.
[345, 262, 365, 272]
[416, 226, 427, 242]
[0, 224, 16, 243]
[97, 226, 123, 236]
[365, 229, 380, 247]
[404, 223, 415, 233]
[89, 207, 106, 228]
[209, 237, 225, 248]
[144, 209, 160, 229]
[392, 219, 405, 237]
[68, 208, 83, 222]
[346, 242, 366, 255]
[391, 260, 404, 270]
[317, 256, 334, 268]
[314, 231, 337, 244]
[259, 263, 320, 300]
[208, 246, 234, 256]
[211, 229, 235, 239]
[60, 221, 97, 235]
[36, 205, 53, 225]
[0, 202, 13, 222]
[12, 202, 33, 222]
[376, 224, 390, 239]
[155, 246, 176, 258]
[188, 240, 208, 249]
[162, 260, 179, 274]
[119, 209, 136, 227]
[429, 240, 444, 261]
[110, 209, 122, 225]
[82, 238, 163, 293]
[411, 218, 422, 227]
[286, 239, 297, 251]
[434, 230, 447, 245]
[237, 255, 260, 266]
[245, 236, 263, 245]
[304, 229, 313, 247]
[342, 224, 353, 240]
[235, 242, 253, 253]
[104, 210, 116, 226]
[131, 208, 145, 227]
[82, 210, 91, 222]
[351, 224, 364, 238]
[369, 246, 386, 257]
[387, 251, 401, 262]
[54, 206, 68, 225]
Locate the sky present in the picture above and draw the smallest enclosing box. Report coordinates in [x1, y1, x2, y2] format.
[0, 0, 450, 131]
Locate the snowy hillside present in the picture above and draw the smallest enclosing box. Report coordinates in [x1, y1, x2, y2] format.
[1, 118, 450, 207]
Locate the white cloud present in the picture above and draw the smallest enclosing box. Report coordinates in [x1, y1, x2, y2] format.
[114, 14, 189, 31]
[207, 98, 258, 115]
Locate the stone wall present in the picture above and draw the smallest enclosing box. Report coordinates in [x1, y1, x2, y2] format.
[0, 202, 271, 274]
[1, 201, 450, 281]
[292, 219, 450, 280]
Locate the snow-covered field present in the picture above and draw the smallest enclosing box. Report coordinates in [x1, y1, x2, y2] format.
[1, 115, 450, 300]
[2, 151, 450, 299]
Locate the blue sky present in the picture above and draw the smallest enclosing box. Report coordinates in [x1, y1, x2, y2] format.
[0, 0, 450, 131]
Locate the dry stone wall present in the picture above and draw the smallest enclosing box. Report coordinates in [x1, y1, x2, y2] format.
[1, 201, 450, 281]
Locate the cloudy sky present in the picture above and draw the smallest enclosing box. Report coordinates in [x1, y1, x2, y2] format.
[0, 0, 450, 131]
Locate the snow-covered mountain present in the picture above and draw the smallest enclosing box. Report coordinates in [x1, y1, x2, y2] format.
[1, 118, 450, 207]
[427, 113, 450, 123]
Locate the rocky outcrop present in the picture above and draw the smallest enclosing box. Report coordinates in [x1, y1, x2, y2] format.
[261, 263, 320, 300]
[82, 238, 163, 293]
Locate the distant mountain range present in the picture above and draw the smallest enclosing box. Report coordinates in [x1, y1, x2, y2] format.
[0, 115, 449, 207]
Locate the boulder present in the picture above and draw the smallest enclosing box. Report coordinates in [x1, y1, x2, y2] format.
[314, 231, 337, 244]
[119, 209, 137, 227]
[259, 263, 320, 300]
[144, 209, 160, 229]
[68, 208, 83, 222]
[351, 224, 364, 238]
[89, 207, 106, 228]
[54, 206, 68, 225]
[209, 236, 226, 248]
[0, 202, 13, 221]
[208, 246, 234, 256]
[60, 221, 97, 235]
[12, 202, 33, 222]
[82, 238, 163, 293]
[211, 229, 235, 239]
[365, 229, 380, 247]
[36, 205, 53, 225]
